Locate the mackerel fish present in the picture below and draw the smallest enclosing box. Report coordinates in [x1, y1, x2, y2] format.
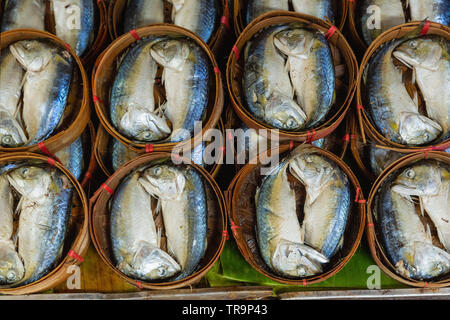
[123, 0, 165, 34]
[1, 0, 45, 32]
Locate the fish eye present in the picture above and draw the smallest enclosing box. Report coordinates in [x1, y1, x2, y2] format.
[7, 270, 16, 281]
[153, 167, 162, 176]
[21, 168, 29, 176]
[142, 131, 152, 140]
[2, 135, 12, 145]
[159, 268, 166, 276]
[405, 169, 415, 179]
[305, 155, 313, 163]
[410, 40, 417, 49]
[286, 118, 297, 128]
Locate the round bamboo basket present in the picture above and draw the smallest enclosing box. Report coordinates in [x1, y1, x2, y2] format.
[232, 0, 348, 37]
[0, 29, 90, 156]
[346, 0, 370, 55]
[366, 151, 450, 288]
[89, 152, 227, 290]
[356, 21, 450, 153]
[94, 119, 225, 179]
[226, 12, 358, 144]
[92, 24, 224, 155]
[225, 144, 365, 286]
[0, 152, 90, 295]
[107, 0, 231, 56]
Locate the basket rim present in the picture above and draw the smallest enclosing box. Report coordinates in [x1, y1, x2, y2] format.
[227, 143, 366, 286]
[89, 152, 228, 290]
[0, 152, 90, 295]
[0, 28, 91, 155]
[366, 151, 450, 288]
[226, 11, 358, 142]
[355, 21, 450, 152]
[92, 23, 224, 152]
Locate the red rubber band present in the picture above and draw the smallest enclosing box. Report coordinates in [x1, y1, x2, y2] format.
[355, 187, 366, 204]
[84, 171, 93, 181]
[47, 158, 56, 167]
[302, 279, 307, 286]
[222, 230, 229, 240]
[38, 142, 62, 164]
[101, 183, 114, 195]
[289, 140, 294, 151]
[136, 281, 143, 289]
[306, 130, 317, 144]
[68, 250, 84, 263]
[93, 95, 104, 105]
[421, 21, 431, 36]
[130, 29, 141, 41]
[221, 16, 230, 30]
[367, 223, 375, 228]
[357, 105, 364, 111]
[232, 45, 239, 60]
[325, 26, 338, 40]
[227, 132, 234, 140]
[214, 67, 221, 75]
[64, 43, 71, 52]
[424, 282, 429, 288]
[145, 144, 154, 153]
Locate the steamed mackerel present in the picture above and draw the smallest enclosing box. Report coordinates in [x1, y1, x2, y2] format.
[55, 137, 84, 181]
[246, 0, 288, 25]
[110, 169, 181, 281]
[151, 39, 210, 143]
[359, 0, 405, 46]
[409, 0, 449, 26]
[391, 161, 450, 252]
[0, 48, 27, 147]
[123, 0, 165, 34]
[274, 28, 335, 128]
[394, 36, 450, 141]
[168, 0, 217, 43]
[110, 37, 171, 142]
[243, 25, 306, 131]
[10, 40, 73, 146]
[378, 182, 450, 280]
[7, 166, 73, 285]
[289, 149, 351, 258]
[0, 175, 25, 285]
[50, 0, 95, 56]
[256, 159, 328, 278]
[365, 37, 442, 146]
[140, 164, 208, 280]
[369, 145, 404, 176]
[1, 0, 45, 32]
[291, 0, 334, 23]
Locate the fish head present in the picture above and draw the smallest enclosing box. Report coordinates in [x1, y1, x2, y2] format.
[265, 95, 306, 130]
[0, 244, 25, 285]
[273, 29, 314, 58]
[399, 112, 442, 145]
[401, 242, 450, 280]
[289, 152, 333, 188]
[7, 166, 52, 197]
[394, 37, 443, 71]
[150, 39, 190, 72]
[392, 163, 442, 197]
[120, 107, 171, 142]
[0, 115, 27, 147]
[9, 40, 56, 72]
[272, 241, 325, 278]
[131, 244, 181, 280]
[140, 165, 185, 200]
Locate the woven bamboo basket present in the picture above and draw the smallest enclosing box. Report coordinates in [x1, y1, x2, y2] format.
[346, 0, 369, 56]
[356, 21, 450, 153]
[92, 24, 224, 155]
[89, 152, 227, 290]
[224, 105, 351, 174]
[0, 29, 90, 156]
[225, 144, 365, 286]
[107, 0, 231, 57]
[232, 0, 348, 37]
[366, 151, 450, 288]
[94, 119, 225, 179]
[0, 152, 90, 295]
[226, 12, 358, 144]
